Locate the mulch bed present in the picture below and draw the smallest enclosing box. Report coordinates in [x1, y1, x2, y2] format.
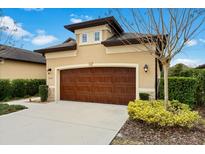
[111, 107, 205, 145]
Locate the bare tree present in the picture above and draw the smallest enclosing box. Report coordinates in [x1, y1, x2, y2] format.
[0, 9, 22, 51]
[108, 9, 205, 108]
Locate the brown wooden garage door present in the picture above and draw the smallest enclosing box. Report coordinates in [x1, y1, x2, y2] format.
[60, 67, 136, 105]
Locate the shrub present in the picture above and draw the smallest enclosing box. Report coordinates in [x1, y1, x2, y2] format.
[25, 79, 46, 96]
[139, 93, 149, 100]
[195, 71, 205, 105]
[0, 103, 27, 116]
[39, 85, 48, 102]
[11, 79, 27, 98]
[0, 79, 46, 101]
[169, 63, 190, 77]
[170, 68, 205, 106]
[159, 77, 198, 106]
[128, 100, 201, 128]
[0, 80, 12, 101]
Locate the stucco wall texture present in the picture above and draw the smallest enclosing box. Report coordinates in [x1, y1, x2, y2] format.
[0, 60, 46, 80]
[45, 26, 158, 100]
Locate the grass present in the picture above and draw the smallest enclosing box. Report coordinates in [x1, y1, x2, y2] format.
[0, 103, 27, 116]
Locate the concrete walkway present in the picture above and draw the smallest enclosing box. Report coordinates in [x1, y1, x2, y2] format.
[0, 99, 128, 145]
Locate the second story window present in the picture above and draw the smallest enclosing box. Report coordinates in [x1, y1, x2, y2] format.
[82, 33, 88, 43]
[94, 31, 100, 42]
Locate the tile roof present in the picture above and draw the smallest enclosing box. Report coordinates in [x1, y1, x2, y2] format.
[101, 33, 155, 47]
[64, 16, 124, 34]
[35, 16, 163, 53]
[0, 45, 45, 64]
[34, 38, 77, 53]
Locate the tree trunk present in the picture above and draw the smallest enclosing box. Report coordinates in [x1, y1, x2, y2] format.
[163, 63, 169, 109]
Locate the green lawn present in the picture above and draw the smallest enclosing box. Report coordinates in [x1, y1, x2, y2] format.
[0, 103, 27, 116]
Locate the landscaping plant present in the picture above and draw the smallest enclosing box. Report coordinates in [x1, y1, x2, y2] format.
[0, 80, 12, 101]
[139, 93, 150, 100]
[0, 79, 46, 101]
[180, 69, 205, 106]
[159, 77, 198, 106]
[168, 68, 205, 106]
[128, 100, 202, 128]
[0, 103, 27, 116]
[25, 79, 46, 96]
[11, 79, 27, 98]
[39, 85, 48, 102]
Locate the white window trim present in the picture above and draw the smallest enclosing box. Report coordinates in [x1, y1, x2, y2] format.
[94, 31, 102, 43]
[80, 33, 88, 44]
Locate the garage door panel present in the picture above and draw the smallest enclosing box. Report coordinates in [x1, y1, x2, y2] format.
[60, 67, 136, 105]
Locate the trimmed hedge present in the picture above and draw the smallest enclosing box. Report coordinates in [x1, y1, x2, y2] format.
[179, 69, 205, 105]
[39, 85, 48, 102]
[170, 68, 205, 106]
[159, 77, 198, 106]
[139, 93, 150, 100]
[12, 79, 27, 98]
[0, 79, 46, 101]
[26, 79, 46, 96]
[196, 70, 205, 105]
[0, 80, 12, 101]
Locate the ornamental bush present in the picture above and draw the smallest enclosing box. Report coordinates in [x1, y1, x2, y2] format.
[39, 85, 48, 102]
[183, 69, 205, 106]
[25, 79, 46, 96]
[0, 79, 46, 101]
[0, 80, 12, 101]
[169, 68, 205, 106]
[11, 79, 27, 98]
[159, 77, 198, 106]
[139, 93, 150, 100]
[128, 100, 201, 128]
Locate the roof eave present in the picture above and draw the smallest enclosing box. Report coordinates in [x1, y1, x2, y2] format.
[64, 16, 124, 34]
[0, 57, 46, 64]
[101, 38, 145, 47]
[35, 45, 77, 54]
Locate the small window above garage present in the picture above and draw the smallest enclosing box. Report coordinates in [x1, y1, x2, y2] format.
[94, 31, 100, 42]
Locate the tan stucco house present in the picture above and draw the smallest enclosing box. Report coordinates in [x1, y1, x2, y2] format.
[35, 16, 161, 105]
[0, 45, 46, 80]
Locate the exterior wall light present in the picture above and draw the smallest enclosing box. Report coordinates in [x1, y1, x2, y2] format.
[144, 64, 148, 73]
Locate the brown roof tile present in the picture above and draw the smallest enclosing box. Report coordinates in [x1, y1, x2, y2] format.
[34, 38, 77, 53]
[0, 45, 45, 64]
[101, 33, 160, 47]
[64, 16, 124, 34]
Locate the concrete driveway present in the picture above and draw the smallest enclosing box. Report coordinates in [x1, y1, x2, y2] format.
[0, 99, 128, 145]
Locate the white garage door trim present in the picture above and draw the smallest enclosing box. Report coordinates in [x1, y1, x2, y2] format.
[54, 63, 139, 102]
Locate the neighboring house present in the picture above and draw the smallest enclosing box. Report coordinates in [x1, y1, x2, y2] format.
[35, 16, 161, 105]
[0, 45, 46, 80]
